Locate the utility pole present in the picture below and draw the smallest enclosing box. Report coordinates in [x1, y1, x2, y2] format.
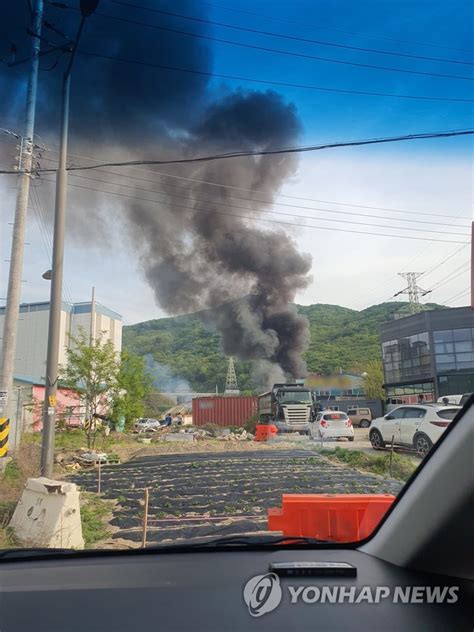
[395, 272, 431, 314]
[0, 0, 43, 451]
[41, 0, 100, 477]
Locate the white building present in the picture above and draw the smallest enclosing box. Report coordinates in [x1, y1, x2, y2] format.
[0, 300, 122, 382]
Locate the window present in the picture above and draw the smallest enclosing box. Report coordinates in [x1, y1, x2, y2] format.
[435, 342, 454, 354]
[402, 407, 426, 419]
[452, 329, 472, 342]
[454, 341, 473, 353]
[387, 408, 405, 419]
[434, 330, 454, 343]
[436, 409, 459, 420]
[436, 354, 455, 364]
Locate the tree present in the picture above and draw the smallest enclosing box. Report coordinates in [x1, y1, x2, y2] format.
[142, 390, 175, 418]
[362, 360, 386, 400]
[60, 328, 120, 448]
[111, 351, 153, 427]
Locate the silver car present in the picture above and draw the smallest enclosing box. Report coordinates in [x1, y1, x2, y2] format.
[134, 418, 162, 433]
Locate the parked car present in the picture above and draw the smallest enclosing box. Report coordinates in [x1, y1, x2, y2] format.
[134, 418, 163, 432]
[436, 393, 472, 406]
[369, 404, 461, 457]
[347, 406, 373, 428]
[311, 410, 354, 441]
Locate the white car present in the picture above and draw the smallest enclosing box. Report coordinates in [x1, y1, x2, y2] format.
[134, 418, 162, 432]
[369, 404, 461, 457]
[311, 410, 354, 441]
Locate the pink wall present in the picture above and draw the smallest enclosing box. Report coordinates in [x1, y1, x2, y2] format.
[31, 385, 83, 430]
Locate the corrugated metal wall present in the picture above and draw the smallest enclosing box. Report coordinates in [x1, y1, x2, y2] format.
[192, 396, 258, 427]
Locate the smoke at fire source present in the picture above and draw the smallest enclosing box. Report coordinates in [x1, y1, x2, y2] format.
[1, 1, 312, 385]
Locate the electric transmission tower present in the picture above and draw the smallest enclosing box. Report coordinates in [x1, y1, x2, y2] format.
[225, 356, 240, 394]
[394, 272, 431, 314]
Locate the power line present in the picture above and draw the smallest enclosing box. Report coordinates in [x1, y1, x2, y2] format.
[51, 169, 471, 230]
[30, 183, 75, 304]
[201, 1, 474, 55]
[59, 174, 469, 235]
[61, 52, 474, 105]
[420, 242, 470, 278]
[4, 128, 472, 175]
[40, 150, 470, 219]
[109, 0, 474, 67]
[425, 261, 471, 293]
[443, 289, 470, 305]
[40, 176, 467, 244]
[86, 8, 474, 82]
[10, 42, 473, 103]
[354, 235, 471, 310]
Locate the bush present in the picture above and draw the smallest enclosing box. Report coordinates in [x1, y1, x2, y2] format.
[244, 413, 259, 434]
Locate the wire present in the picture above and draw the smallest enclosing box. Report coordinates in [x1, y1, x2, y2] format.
[5, 128, 472, 176]
[109, 0, 474, 67]
[442, 288, 470, 305]
[420, 242, 470, 278]
[201, 1, 474, 55]
[354, 235, 471, 309]
[33, 163, 466, 228]
[57, 172, 470, 235]
[30, 183, 75, 305]
[87, 9, 474, 82]
[40, 149, 470, 219]
[40, 176, 467, 244]
[8, 45, 474, 103]
[425, 261, 471, 292]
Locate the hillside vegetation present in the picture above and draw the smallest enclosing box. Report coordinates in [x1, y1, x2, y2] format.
[123, 302, 444, 392]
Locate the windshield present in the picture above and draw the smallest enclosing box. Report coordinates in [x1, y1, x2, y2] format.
[277, 390, 313, 404]
[0, 1, 471, 556]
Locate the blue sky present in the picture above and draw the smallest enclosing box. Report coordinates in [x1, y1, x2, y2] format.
[206, 0, 473, 141]
[1, 0, 473, 323]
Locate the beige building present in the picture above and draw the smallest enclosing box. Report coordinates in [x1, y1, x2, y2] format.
[0, 300, 122, 382]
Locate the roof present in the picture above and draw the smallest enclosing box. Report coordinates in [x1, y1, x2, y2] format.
[13, 374, 43, 386]
[0, 300, 122, 321]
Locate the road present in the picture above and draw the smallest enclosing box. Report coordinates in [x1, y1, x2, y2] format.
[73, 448, 403, 545]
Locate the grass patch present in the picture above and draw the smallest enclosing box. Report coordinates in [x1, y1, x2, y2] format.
[0, 526, 18, 548]
[80, 493, 113, 547]
[317, 447, 418, 482]
[0, 500, 19, 549]
[2, 460, 21, 482]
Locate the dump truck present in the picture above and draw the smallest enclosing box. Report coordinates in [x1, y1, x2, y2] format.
[258, 382, 315, 434]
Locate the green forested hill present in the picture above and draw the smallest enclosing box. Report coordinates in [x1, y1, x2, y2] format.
[123, 302, 444, 392]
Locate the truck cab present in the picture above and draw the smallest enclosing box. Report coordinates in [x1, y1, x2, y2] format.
[258, 383, 315, 434]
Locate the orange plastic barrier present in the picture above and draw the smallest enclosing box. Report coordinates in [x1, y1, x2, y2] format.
[268, 493, 396, 542]
[255, 424, 278, 441]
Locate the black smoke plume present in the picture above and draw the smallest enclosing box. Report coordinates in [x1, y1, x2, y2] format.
[1, 2, 312, 385]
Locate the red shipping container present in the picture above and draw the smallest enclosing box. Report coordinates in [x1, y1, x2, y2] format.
[192, 396, 258, 427]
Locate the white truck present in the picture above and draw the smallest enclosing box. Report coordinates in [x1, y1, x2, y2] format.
[258, 382, 315, 434]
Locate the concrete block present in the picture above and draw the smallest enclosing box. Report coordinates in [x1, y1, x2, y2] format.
[163, 433, 195, 442]
[9, 477, 84, 549]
